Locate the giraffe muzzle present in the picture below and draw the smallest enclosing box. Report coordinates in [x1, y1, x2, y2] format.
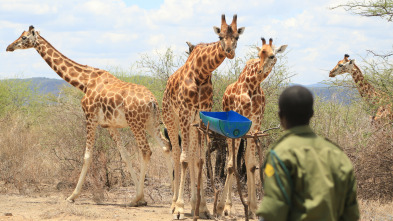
[225, 50, 235, 59]
[6, 45, 15, 52]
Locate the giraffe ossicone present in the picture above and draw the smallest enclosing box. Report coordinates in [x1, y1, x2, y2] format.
[6, 25, 172, 206]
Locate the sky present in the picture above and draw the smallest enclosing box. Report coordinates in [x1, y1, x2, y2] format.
[0, 0, 392, 85]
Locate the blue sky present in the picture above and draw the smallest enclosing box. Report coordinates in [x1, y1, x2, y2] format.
[0, 0, 392, 84]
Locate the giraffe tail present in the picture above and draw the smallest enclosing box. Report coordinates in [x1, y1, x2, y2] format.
[149, 99, 171, 153]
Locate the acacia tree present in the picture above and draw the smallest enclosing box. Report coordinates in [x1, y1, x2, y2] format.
[331, 0, 393, 22]
[332, 0, 393, 58]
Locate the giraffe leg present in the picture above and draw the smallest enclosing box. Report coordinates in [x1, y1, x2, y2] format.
[189, 126, 198, 215]
[173, 112, 193, 220]
[128, 128, 152, 207]
[146, 114, 174, 191]
[189, 124, 211, 219]
[198, 160, 212, 219]
[66, 121, 97, 202]
[162, 123, 181, 213]
[216, 138, 240, 216]
[108, 128, 139, 189]
[245, 138, 258, 218]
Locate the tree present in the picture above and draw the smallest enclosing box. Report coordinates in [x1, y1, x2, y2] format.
[331, 0, 393, 22]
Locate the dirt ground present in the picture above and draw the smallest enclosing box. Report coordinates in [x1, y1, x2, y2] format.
[0, 184, 250, 221]
[0, 184, 392, 221]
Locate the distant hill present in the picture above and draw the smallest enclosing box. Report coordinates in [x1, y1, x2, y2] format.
[28, 77, 69, 95]
[306, 85, 357, 104]
[5, 77, 358, 104]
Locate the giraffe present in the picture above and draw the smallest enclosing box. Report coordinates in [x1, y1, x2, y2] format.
[220, 38, 287, 218]
[329, 54, 393, 122]
[162, 15, 245, 219]
[6, 25, 172, 206]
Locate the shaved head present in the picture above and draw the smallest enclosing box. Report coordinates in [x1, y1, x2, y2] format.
[279, 85, 314, 128]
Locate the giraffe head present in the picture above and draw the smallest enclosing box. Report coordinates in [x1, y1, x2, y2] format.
[329, 54, 356, 77]
[256, 38, 287, 74]
[6, 25, 39, 52]
[213, 14, 245, 59]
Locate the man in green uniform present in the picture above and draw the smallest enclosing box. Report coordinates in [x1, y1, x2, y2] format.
[256, 86, 359, 221]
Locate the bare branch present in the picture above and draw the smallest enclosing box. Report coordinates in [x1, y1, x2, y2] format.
[367, 49, 393, 59]
[330, 0, 393, 22]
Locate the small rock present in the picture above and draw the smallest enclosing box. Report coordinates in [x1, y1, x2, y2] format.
[4, 213, 13, 216]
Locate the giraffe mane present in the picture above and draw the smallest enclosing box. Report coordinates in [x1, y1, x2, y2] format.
[39, 35, 97, 71]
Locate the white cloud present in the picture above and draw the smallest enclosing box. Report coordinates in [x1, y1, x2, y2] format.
[1, 2, 57, 15]
[0, 0, 392, 85]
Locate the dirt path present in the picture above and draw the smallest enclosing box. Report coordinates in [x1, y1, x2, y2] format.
[0, 190, 249, 221]
[0, 187, 392, 221]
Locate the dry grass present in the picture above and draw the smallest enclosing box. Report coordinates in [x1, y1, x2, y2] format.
[359, 199, 393, 220]
[0, 85, 392, 220]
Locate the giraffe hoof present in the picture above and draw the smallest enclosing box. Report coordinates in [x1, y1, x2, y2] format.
[128, 201, 138, 207]
[247, 212, 256, 219]
[65, 197, 75, 203]
[172, 213, 185, 220]
[200, 211, 212, 219]
[137, 200, 148, 207]
[223, 204, 233, 217]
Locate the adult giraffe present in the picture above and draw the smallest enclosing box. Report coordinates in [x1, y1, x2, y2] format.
[220, 38, 287, 218]
[162, 15, 245, 219]
[329, 54, 393, 122]
[6, 25, 172, 206]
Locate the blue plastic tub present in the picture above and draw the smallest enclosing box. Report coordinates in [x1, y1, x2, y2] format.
[199, 110, 252, 138]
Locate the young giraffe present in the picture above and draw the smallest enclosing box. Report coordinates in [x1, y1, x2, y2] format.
[220, 38, 287, 218]
[329, 54, 393, 122]
[162, 15, 245, 219]
[6, 26, 172, 206]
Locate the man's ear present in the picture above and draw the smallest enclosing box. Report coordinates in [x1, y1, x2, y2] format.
[237, 27, 245, 35]
[213, 26, 220, 35]
[275, 45, 288, 54]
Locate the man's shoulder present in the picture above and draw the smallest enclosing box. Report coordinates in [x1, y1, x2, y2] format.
[273, 133, 343, 153]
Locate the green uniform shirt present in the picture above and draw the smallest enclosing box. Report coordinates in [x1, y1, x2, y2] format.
[256, 125, 359, 221]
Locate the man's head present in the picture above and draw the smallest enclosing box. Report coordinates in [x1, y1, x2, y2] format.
[278, 85, 314, 129]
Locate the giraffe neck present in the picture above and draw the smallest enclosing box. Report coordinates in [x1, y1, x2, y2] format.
[239, 58, 275, 91]
[187, 42, 226, 82]
[34, 35, 94, 93]
[351, 65, 378, 104]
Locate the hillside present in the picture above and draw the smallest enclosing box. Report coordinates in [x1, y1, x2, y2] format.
[12, 77, 355, 104]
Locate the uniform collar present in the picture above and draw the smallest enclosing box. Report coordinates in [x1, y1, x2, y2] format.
[269, 125, 315, 151]
[282, 125, 314, 137]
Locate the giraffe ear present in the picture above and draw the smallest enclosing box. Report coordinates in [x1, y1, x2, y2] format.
[256, 47, 261, 52]
[237, 27, 245, 35]
[350, 59, 356, 64]
[213, 26, 221, 35]
[275, 45, 288, 54]
[29, 25, 36, 35]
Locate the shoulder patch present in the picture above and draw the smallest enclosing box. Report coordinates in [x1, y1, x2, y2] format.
[264, 163, 275, 177]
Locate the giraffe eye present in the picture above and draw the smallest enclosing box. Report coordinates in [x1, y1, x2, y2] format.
[219, 36, 223, 40]
[235, 37, 239, 40]
[22, 36, 27, 40]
